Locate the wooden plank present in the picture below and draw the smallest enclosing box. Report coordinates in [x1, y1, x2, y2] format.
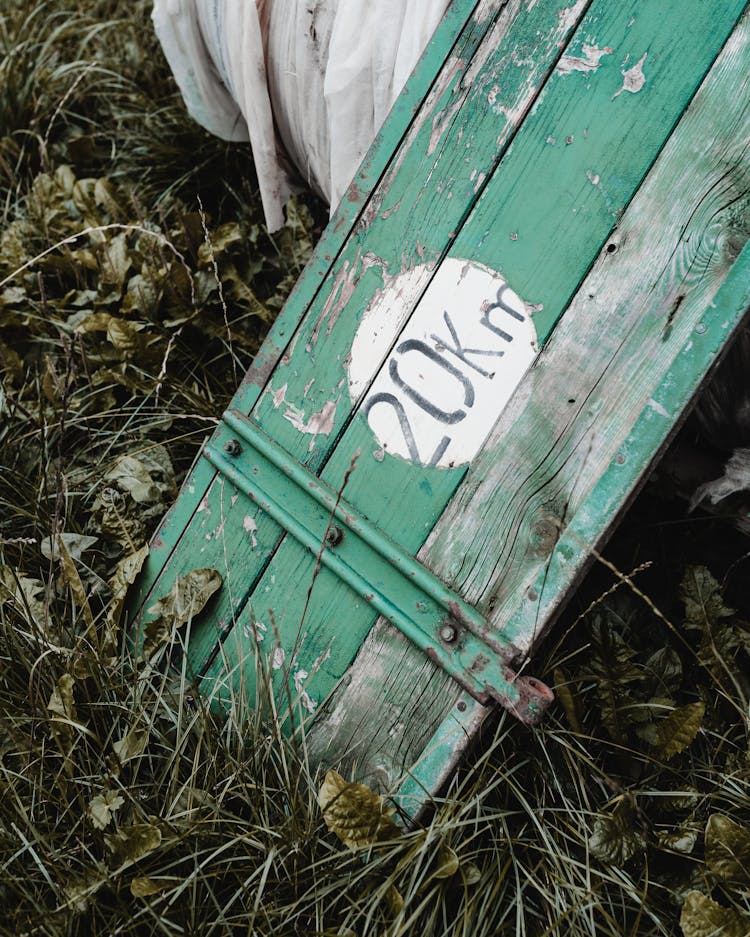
[305, 14, 750, 799]
[128, 0, 487, 608]
[131, 0, 595, 666]
[200, 0, 745, 717]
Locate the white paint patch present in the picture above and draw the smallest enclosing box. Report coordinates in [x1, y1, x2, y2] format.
[587, 170, 600, 185]
[283, 399, 338, 439]
[558, 0, 589, 34]
[293, 670, 317, 713]
[613, 52, 647, 100]
[349, 259, 538, 469]
[272, 647, 285, 670]
[243, 515, 258, 548]
[196, 495, 210, 514]
[230, 494, 238, 507]
[557, 44, 612, 75]
[270, 382, 287, 409]
[648, 398, 670, 419]
[252, 619, 267, 642]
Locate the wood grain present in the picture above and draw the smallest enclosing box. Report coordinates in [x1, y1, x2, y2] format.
[306, 10, 750, 794]
[201, 0, 745, 718]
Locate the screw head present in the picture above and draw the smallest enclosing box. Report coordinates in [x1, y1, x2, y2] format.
[325, 525, 343, 547]
[224, 439, 241, 456]
[440, 623, 458, 644]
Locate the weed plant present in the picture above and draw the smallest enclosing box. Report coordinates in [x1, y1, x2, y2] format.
[0, 1, 749, 935]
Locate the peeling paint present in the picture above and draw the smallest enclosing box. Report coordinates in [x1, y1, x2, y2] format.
[272, 647, 285, 670]
[283, 399, 338, 441]
[270, 382, 287, 409]
[648, 398, 670, 418]
[427, 56, 467, 154]
[557, 43, 613, 75]
[557, 0, 589, 34]
[612, 52, 647, 100]
[293, 670, 317, 712]
[196, 495, 210, 514]
[243, 515, 258, 548]
[586, 170, 600, 185]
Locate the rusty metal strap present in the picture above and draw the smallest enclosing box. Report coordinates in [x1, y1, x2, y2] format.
[203, 408, 552, 722]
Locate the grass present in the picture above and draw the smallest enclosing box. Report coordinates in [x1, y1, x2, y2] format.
[0, 1, 749, 934]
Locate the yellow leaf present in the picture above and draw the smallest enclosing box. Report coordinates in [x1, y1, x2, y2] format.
[142, 567, 222, 660]
[48, 673, 76, 721]
[705, 814, 750, 886]
[385, 884, 404, 916]
[105, 822, 162, 862]
[318, 770, 400, 850]
[58, 534, 94, 628]
[433, 843, 460, 879]
[47, 672, 77, 757]
[655, 702, 704, 760]
[105, 544, 149, 654]
[113, 727, 148, 764]
[680, 891, 749, 937]
[131, 877, 171, 898]
[88, 790, 125, 831]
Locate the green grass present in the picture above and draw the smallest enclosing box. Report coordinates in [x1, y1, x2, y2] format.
[1, 1, 749, 934]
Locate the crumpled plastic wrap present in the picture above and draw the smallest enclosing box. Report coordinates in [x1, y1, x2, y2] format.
[152, 0, 450, 229]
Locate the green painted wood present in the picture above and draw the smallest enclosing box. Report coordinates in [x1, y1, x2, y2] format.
[132, 0, 594, 667]
[305, 13, 750, 797]
[198, 0, 745, 721]
[128, 0, 750, 812]
[128, 0, 486, 612]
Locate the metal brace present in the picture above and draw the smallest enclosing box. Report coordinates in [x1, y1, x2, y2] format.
[203, 408, 553, 724]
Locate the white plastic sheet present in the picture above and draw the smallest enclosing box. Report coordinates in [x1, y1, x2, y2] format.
[152, 0, 450, 230]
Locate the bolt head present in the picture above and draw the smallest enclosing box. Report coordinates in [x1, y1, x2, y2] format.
[325, 525, 344, 547]
[224, 439, 241, 456]
[440, 623, 458, 643]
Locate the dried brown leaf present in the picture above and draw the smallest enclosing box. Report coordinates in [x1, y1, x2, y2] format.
[680, 891, 749, 937]
[705, 814, 750, 886]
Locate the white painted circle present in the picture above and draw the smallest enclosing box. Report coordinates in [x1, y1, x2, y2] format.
[348, 259, 538, 468]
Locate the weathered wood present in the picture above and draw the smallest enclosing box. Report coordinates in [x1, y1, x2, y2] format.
[128, 0, 750, 815]
[199, 0, 745, 717]
[129, 0, 487, 606]
[306, 13, 750, 797]
[133, 0, 596, 670]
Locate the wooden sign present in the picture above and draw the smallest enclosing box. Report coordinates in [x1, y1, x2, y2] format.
[130, 0, 750, 814]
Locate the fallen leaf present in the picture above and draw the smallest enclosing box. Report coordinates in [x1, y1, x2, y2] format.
[47, 672, 77, 755]
[705, 814, 750, 886]
[57, 533, 94, 628]
[105, 544, 149, 652]
[142, 567, 222, 660]
[113, 726, 149, 764]
[89, 790, 125, 830]
[319, 770, 400, 850]
[680, 891, 749, 937]
[433, 843, 460, 879]
[105, 822, 162, 862]
[131, 876, 172, 898]
[654, 702, 704, 760]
